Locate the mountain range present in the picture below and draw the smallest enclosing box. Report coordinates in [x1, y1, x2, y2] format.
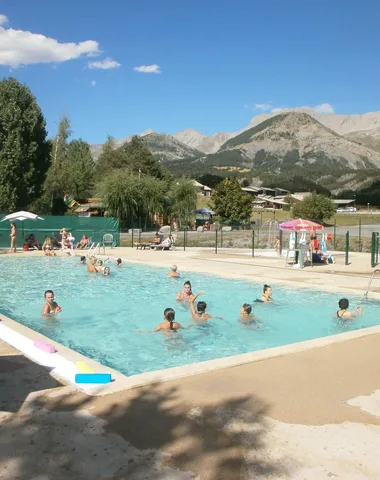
[90, 109, 380, 193]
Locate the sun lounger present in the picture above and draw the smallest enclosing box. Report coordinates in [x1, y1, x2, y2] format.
[135, 242, 154, 250]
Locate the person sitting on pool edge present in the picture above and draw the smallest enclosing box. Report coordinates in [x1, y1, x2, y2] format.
[190, 292, 221, 322]
[256, 284, 273, 303]
[336, 298, 363, 319]
[176, 280, 193, 302]
[167, 264, 180, 278]
[154, 308, 182, 332]
[42, 290, 62, 316]
[239, 303, 255, 323]
[87, 256, 98, 273]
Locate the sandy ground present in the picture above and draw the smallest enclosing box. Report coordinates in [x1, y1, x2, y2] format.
[1, 247, 380, 479]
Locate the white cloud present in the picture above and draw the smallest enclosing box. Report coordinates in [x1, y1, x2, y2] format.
[88, 57, 121, 70]
[133, 64, 161, 74]
[0, 18, 100, 68]
[0, 14, 8, 26]
[90, 80, 96, 87]
[312, 103, 334, 114]
[254, 103, 272, 112]
[254, 102, 335, 115]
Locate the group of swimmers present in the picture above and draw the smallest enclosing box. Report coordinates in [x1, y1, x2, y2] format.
[41, 259, 364, 325]
[153, 274, 274, 331]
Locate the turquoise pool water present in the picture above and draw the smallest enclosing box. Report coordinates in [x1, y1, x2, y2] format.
[0, 257, 378, 376]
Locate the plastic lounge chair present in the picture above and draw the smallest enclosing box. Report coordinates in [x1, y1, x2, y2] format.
[135, 242, 152, 250]
[102, 233, 114, 249]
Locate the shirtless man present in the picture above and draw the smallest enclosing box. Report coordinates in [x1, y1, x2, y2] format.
[167, 264, 180, 278]
[87, 256, 98, 273]
[42, 290, 62, 316]
[9, 222, 17, 253]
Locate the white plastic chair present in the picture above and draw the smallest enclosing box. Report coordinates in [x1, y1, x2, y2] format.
[102, 233, 114, 249]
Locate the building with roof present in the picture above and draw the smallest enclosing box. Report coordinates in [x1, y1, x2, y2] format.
[192, 180, 212, 196]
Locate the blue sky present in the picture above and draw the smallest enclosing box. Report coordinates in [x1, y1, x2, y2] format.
[1, 0, 380, 143]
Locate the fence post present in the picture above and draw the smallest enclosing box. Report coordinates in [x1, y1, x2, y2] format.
[279, 229, 283, 256]
[345, 231, 349, 265]
[138, 216, 141, 243]
[371, 232, 377, 268]
[358, 219, 362, 252]
[252, 229, 255, 257]
[215, 228, 218, 254]
[131, 220, 134, 248]
[183, 225, 186, 251]
[333, 220, 336, 249]
[220, 223, 223, 248]
[377, 234, 379, 267]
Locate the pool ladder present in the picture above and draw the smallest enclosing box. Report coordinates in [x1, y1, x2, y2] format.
[363, 269, 380, 300]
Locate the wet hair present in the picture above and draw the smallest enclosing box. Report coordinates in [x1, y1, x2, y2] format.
[80, 256, 86, 262]
[44, 290, 54, 298]
[338, 298, 349, 310]
[98, 260, 103, 266]
[171, 264, 178, 271]
[242, 303, 252, 314]
[184, 281, 192, 289]
[104, 267, 110, 275]
[164, 308, 175, 330]
[116, 258, 122, 265]
[197, 301, 207, 313]
[263, 284, 271, 293]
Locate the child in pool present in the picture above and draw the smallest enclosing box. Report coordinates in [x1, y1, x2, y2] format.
[190, 292, 221, 322]
[239, 303, 255, 323]
[42, 290, 62, 316]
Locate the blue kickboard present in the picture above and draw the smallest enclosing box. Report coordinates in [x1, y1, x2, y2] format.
[75, 373, 112, 384]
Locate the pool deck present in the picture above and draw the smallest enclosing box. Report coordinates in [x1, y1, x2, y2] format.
[1, 247, 380, 478]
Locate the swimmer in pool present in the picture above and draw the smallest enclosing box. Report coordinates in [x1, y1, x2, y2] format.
[190, 292, 221, 322]
[42, 290, 62, 316]
[239, 303, 255, 323]
[167, 264, 180, 278]
[78, 256, 86, 264]
[116, 258, 122, 267]
[103, 266, 111, 276]
[336, 298, 363, 319]
[96, 260, 104, 272]
[154, 308, 182, 332]
[176, 280, 193, 301]
[87, 256, 98, 273]
[256, 284, 273, 303]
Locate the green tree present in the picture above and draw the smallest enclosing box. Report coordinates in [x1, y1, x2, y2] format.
[211, 178, 252, 222]
[292, 193, 335, 223]
[0, 77, 50, 211]
[39, 116, 71, 211]
[167, 179, 198, 223]
[100, 171, 166, 222]
[94, 136, 119, 181]
[117, 136, 165, 179]
[64, 139, 95, 199]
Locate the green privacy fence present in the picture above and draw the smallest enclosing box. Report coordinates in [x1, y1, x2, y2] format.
[0, 215, 120, 248]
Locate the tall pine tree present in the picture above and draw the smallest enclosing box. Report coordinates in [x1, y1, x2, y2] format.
[0, 77, 50, 211]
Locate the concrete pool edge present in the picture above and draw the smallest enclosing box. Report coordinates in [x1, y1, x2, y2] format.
[2, 311, 380, 396]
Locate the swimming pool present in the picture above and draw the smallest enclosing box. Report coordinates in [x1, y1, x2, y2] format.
[1, 256, 379, 376]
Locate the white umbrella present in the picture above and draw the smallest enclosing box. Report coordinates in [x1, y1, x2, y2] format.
[1, 211, 44, 222]
[1, 211, 44, 248]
